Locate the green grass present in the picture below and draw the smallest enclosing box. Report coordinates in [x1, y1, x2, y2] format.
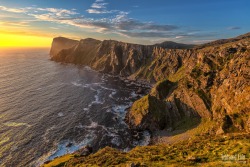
[150, 79, 177, 99]
[43, 154, 73, 167]
[195, 89, 211, 110]
[43, 133, 250, 167]
[167, 66, 186, 82]
[129, 95, 167, 129]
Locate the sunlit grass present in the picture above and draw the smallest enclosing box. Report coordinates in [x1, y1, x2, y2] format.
[43, 133, 250, 167]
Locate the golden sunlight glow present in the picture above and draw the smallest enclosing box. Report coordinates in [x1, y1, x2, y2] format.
[0, 33, 52, 48]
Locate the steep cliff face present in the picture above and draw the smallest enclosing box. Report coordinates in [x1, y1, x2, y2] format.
[52, 38, 101, 65]
[90, 40, 154, 75]
[50, 38, 194, 80]
[50, 38, 155, 76]
[126, 35, 250, 133]
[50, 37, 79, 57]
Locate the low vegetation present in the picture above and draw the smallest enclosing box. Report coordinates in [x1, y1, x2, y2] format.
[42, 133, 250, 167]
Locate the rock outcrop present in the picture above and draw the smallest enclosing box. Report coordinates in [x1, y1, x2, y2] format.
[50, 33, 250, 133]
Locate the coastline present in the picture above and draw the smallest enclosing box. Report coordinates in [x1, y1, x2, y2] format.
[43, 33, 250, 166]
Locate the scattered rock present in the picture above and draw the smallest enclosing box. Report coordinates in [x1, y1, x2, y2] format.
[166, 127, 173, 132]
[127, 162, 141, 167]
[136, 87, 145, 94]
[44, 160, 52, 164]
[66, 142, 73, 147]
[78, 145, 93, 156]
[216, 127, 224, 135]
[187, 156, 201, 162]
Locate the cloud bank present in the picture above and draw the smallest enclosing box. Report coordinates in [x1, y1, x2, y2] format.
[0, 1, 219, 43]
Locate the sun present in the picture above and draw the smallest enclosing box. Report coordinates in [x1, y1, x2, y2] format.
[0, 33, 52, 48]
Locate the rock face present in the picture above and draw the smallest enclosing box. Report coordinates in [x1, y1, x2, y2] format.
[50, 37, 79, 57]
[50, 39, 194, 79]
[127, 34, 250, 133]
[50, 33, 250, 133]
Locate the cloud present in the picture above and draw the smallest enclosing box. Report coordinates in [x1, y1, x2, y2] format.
[0, 21, 30, 27]
[91, 2, 108, 9]
[192, 39, 214, 44]
[227, 26, 241, 30]
[121, 31, 173, 38]
[0, 4, 217, 43]
[86, 0, 116, 14]
[86, 9, 116, 14]
[116, 19, 178, 31]
[0, 6, 27, 13]
[31, 8, 185, 38]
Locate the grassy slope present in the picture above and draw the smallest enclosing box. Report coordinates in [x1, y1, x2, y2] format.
[42, 133, 249, 167]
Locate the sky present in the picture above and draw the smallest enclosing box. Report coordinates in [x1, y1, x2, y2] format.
[0, 0, 250, 47]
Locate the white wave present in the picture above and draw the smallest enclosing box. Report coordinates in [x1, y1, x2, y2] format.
[88, 89, 104, 108]
[72, 82, 100, 89]
[89, 87, 97, 91]
[37, 136, 94, 166]
[43, 125, 56, 142]
[133, 130, 151, 146]
[101, 75, 108, 82]
[111, 104, 131, 119]
[130, 91, 138, 98]
[83, 66, 95, 72]
[76, 121, 99, 129]
[58, 112, 64, 117]
[111, 137, 122, 147]
[109, 91, 117, 98]
[75, 123, 84, 129]
[88, 121, 98, 128]
[112, 104, 130, 113]
[98, 84, 116, 91]
[71, 82, 82, 87]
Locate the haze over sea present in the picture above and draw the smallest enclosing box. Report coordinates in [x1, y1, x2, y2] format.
[0, 49, 150, 167]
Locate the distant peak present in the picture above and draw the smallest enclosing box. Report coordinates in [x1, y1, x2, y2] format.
[155, 41, 195, 49]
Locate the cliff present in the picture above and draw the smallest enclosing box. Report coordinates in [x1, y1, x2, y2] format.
[50, 33, 250, 134]
[50, 37, 79, 57]
[50, 38, 194, 81]
[127, 35, 250, 134]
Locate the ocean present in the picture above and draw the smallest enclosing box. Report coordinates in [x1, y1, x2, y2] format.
[0, 48, 150, 167]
